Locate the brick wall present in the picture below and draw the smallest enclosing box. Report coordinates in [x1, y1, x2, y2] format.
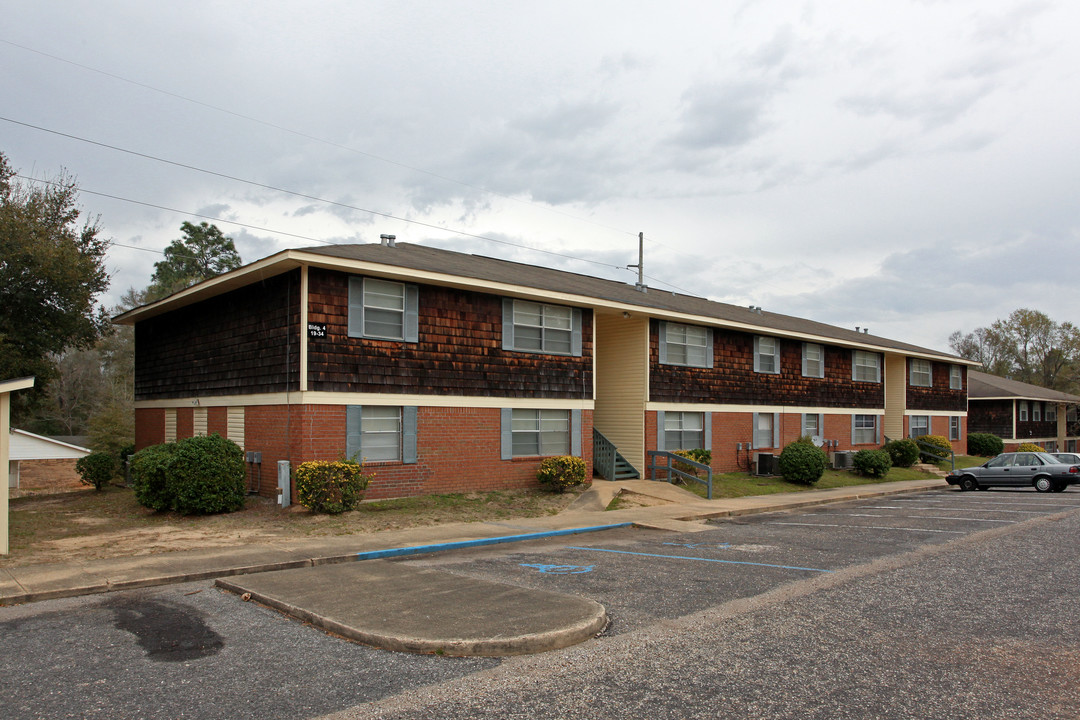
[14, 458, 83, 491]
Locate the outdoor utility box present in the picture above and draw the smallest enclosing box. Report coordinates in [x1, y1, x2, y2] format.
[831, 451, 854, 469]
[277, 460, 291, 508]
[754, 452, 779, 476]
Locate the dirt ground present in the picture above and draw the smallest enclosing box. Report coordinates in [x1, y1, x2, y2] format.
[2, 484, 585, 567]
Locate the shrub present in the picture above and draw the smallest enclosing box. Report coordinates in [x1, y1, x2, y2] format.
[917, 434, 953, 463]
[1017, 442, 1045, 453]
[883, 438, 920, 468]
[75, 452, 117, 491]
[130, 443, 177, 511]
[167, 434, 246, 514]
[536, 455, 588, 493]
[967, 433, 1004, 457]
[853, 449, 892, 478]
[296, 460, 373, 513]
[777, 441, 828, 485]
[672, 448, 712, 477]
[129, 435, 246, 514]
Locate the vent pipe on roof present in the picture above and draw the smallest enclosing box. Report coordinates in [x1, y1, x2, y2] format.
[380, 234, 397, 247]
[628, 231, 647, 292]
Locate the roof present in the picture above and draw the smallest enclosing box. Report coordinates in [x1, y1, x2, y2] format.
[968, 370, 1080, 403]
[9, 429, 91, 460]
[0, 377, 35, 394]
[115, 241, 973, 363]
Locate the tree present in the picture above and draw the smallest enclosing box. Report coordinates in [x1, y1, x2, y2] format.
[149, 221, 242, 297]
[0, 152, 110, 422]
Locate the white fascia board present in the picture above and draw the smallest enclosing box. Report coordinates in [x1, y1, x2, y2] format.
[135, 392, 595, 410]
[645, 402, 886, 415]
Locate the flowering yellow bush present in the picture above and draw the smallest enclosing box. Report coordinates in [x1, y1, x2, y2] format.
[1017, 442, 1046, 453]
[536, 456, 587, 493]
[295, 460, 373, 514]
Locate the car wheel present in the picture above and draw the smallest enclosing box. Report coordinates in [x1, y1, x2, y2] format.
[1034, 476, 1053, 493]
[959, 476, 978, 492]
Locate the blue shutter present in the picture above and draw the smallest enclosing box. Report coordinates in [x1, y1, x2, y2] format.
[851, 415, 857, 445]
[346, 405, 362, 460]
[658, 322, 668, 364]
[571, 409, 582, 456]
[772, 413, 780, 448]
[705, 328, 714, 368]
[571, 309, 583, 357]
[404, 284, 419, 343]
[875, 416, 881, 445]
[402, 406, 418, 464]
[656, 411, 666, 451]
[502, 299, 514, 351]
[703, 412, 712, 450]
[753, 336, 761, 373]
[347, 277, 364, 338]
[500, 408, 513, 459]
[752, 412, 760, 450]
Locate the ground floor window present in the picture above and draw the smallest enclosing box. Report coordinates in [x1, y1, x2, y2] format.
[949, 416, 961, 441]
[801, 413, 822, 440]
[753, 413, 775, 449]
[664, 412, 704, 451]
[346, 406, 417, 463]
[511, 409, 570, 457]
[1068, 439, 1076, 453]
[853, 415, 878, 445]
[1045, 440, 1058, 453]
[909, 415, 930, 439]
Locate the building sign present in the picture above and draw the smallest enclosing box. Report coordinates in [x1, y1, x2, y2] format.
[307, 322, 327, 339]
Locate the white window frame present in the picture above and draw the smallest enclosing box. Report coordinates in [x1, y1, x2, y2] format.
[949, 416, 961, 441]
[801, 413, 823, 439]
[950, 365, 962, 390]
[909, 359, 932, 388]
[909, 415, 930, 439]
[1047, 404, 1057, 422]
[852, 351, 881, 383]
[663, 411, 705, 451]
[504, 299, 582, 356]
[511, 408, 570, 457]
[346, 406, 417, 464]
[752, 412, 778, 449]
[754, 336, 780, 375]
[1019, 401, 1029, 422]
[660, 322, 711, 368]
[348, 277, 419, 342]
[802, 343, 824, 378]
[1033, 402, 1042, 422]
[852, 414, 878, 445]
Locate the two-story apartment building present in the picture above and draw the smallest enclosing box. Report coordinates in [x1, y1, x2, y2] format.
[967, 371, 1080, 453]
[116, 241, 976, 500]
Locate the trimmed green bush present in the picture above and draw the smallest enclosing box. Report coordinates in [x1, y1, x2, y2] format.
[75, 451, 117, 491]
[967, 433, 1004, 457]
[777, 441, 828, 485]
[917, 434, 953, 463]
[130, 443, 177, 511]
[167, 434, 246, 514]
[296, 460, 372, 513]
[536, 455, 588, 493]
[853, 449, 892, 478]
[672, 448, 712, 477]
[884, 438, 920, 468]
[1017, 442, 1045, 453]
[129, 435, 245, 514]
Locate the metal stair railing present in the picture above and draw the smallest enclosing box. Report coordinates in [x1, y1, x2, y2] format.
[647, 450, 713, 499]
[593, 429, 618, 481]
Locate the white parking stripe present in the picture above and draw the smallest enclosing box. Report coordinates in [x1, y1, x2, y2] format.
[861, 506, 1045, 514]
[907, 515, 1016, 523]
[769, 522, 965, 534]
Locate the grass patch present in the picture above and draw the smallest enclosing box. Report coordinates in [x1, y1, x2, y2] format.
[669, 465, 942, 500]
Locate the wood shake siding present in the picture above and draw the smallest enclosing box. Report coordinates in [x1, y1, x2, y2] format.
[907, 363, 966, 411]
[135, 272, 301, 400]
[306, 269, 593, 398]
[649, 322, 884, 408]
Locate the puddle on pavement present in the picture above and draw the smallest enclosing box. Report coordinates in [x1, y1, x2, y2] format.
[108, 598, 224, 662]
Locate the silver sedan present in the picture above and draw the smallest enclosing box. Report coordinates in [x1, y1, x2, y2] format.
[946, 452, 1080, 492]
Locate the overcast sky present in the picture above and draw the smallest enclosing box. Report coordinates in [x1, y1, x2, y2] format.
[3, 0, 1078, 352]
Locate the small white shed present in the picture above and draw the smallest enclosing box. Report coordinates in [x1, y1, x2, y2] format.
[8, 429, 91, 489]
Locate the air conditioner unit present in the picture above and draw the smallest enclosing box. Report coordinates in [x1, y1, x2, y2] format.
[754, 452, 779, 476]
[831, 451, 854, 469]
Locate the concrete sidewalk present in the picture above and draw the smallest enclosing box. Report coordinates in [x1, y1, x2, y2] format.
[0, 476, 948, 656]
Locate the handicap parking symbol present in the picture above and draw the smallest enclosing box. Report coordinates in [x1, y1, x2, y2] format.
[520, 563, 595, 574]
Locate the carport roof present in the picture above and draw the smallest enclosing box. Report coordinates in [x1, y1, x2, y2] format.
[968, 370, 1080, 403]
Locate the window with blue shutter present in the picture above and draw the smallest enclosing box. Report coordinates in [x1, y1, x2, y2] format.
[502, 299, 582, 356]
[659, 322, 712, 368]
[347, 277, 419, 341]
[346, 405, 418, 463]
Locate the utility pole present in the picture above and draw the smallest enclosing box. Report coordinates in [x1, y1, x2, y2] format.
[629, 231, 646, 292]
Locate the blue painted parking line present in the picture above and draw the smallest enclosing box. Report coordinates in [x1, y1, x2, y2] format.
[354, 523, 634, 561]
[565, 546, 831, 573]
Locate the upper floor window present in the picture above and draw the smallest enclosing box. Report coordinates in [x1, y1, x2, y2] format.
[950, 365, 963, 390]
[1047, 404, 1057, 422]
[1019, 401, 1029, 421]
[910, 359, 932, 387]
[659, 322, 711, 368]
[852, 351, 881, 383]
[502, 299, 582, 356]
[754, 336, 780, 374]
[1033, 402, 1042, 422]
[802, 343, 824, 378]
[348, 277, 419, 341]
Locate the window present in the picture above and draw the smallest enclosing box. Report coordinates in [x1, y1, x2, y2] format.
[1019, 401, 1029, 422]
[852, 415, 878, 444]
[852, 351, 881, 383]
[950, 365, 963, 390]
[346, 406, 418, 463]
[664, 412, 705, 451]
[660, 322, 711, 368]
[1033, 402, 1042, 422]
[802, 343, 824, 378]
[1069, 407, 1078, 422]
[510, 409, 570, 457]
[1068, 440, 1076, 453]
[754, 336, 780, 374]
[1045, 440, 1058, 453]
[348, 277, 419, 341]
[503, 299, 581, 356]
[1047, 404, 1057, 421]
[164, 409, 177, 443]
[949, 416, 961, 441]
[801, 413, 823, 439]
[910, 359, 932, 387]
[753, 412, 777, 449]
[227, 407, 245, 451]
[909, 415, 930, 439]
[193, 407, 207, 437]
